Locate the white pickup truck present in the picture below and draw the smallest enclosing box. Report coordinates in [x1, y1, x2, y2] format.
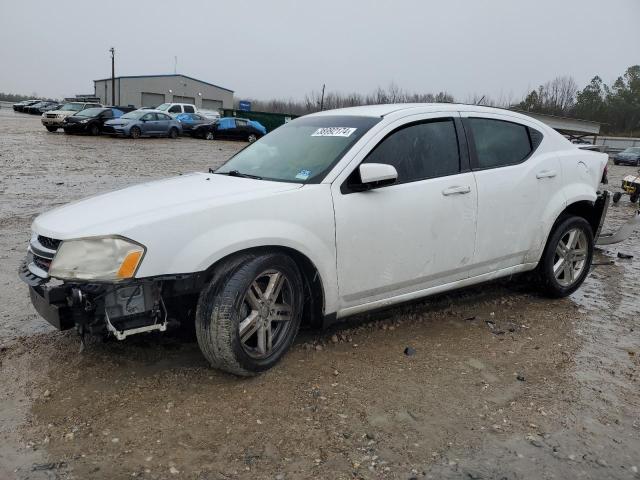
[20, 104, 638, 376]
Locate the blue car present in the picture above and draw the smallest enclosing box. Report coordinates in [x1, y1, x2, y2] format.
[103, 110, 182, 139]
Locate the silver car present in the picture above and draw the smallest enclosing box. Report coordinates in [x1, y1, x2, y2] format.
[103, 110, 182, 139]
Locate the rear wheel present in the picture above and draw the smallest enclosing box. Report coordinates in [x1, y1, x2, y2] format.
[613, 159, 620, 165]
[168, 127, 179, 139]
[130, 126, 141, 139]
[205, 131, 214, 140]
[538, 216, 593, 297]
[45, 126, 57, 132]
[195, 252, 303, 376]
[630, 194, 639, 204]
[613, 191, 623, 203]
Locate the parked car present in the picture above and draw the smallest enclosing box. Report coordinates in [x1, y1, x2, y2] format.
[24, 101, 58, 114]
[41, 102, 102, 132]
[13, 100, 40, 112]
[20, 104, 639, 377]
[39, 103, 64, 114]
[62, 107, 128, 136]
[176, 112, 217, 139]
[156, 103, 197, 116]
[213, 117, 266, 142]
[613, 147, 640, 166]
[103, 109, 182, 138]
[199, 110, 221, 121]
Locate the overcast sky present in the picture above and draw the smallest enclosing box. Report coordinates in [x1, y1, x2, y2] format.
[1, 0, 638, 102]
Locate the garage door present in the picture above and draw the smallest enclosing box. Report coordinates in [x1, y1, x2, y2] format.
[141, 92, 165, 108]
[202, 99, 223, 110]
[173, 95, 195, 105]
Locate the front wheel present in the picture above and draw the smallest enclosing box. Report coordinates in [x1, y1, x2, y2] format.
[195, 252, 304, 376]
[130, 126, 141, 139]
[89, 124, 100, 136]
[630, 194, 639, 204]
[538, 216, 594, 297]
[247, 133, 258, 143]
[45, 126, 57, 132]
[205, 131, 214, 140]
[613, 191, 623, 203]
[168, 127, 179, 139]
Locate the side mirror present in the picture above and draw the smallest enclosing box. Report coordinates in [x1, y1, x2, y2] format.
[355, 163, 398, 191]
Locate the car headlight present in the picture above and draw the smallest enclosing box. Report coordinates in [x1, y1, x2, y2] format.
[80, 119, 90, 123]
[49, 237, 145, 281]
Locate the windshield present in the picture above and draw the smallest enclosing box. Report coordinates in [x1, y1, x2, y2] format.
[622, 147, 640, 154]
[215, 115, 381, 183]
[76, 108, 104, 117]
[59, 103, 85, 112]
[156, 103, 170, 111]
[121, 111, 147, 120]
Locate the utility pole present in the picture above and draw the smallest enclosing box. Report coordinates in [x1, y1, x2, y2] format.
[109, 47, 115, 106]
[319, 84, 325, 111]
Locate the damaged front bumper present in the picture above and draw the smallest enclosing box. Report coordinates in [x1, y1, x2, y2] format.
[18, 234, 205, 339]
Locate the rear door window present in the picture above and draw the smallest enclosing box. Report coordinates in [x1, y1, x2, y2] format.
[468, 118, 541, 169]
[184, 105, 195, 113]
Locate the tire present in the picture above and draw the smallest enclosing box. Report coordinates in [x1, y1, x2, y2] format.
[247, 133, 258, 143]
[630, 194, 639, 204]
[45, 126, 57, 132]
[613, 160, 619, 165]
[613, 192, 622, 203]
[195, 252, 304, 376]
[130, 126, 141, 139]
[168, 127, 178, 139]
[205, 131, 214, 141]
[89, 124, 100, 136]
[538, 215, 594, 298]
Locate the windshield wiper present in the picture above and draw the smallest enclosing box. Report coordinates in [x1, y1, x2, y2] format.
[214, 169, 263, 180]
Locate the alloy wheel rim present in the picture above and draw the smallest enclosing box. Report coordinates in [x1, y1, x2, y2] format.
[553, 228, 588, 287]
[238, 269, 295, 359]
[248, 134, 257, 142]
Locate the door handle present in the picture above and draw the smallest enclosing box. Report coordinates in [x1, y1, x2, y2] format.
[442, 185, 471, 196]
[536, 169, 557, 179]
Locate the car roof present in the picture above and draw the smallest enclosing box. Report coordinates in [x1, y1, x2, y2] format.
[307, 103, 536, 120]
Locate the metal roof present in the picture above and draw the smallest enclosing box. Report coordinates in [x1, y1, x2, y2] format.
[511, 109, 601, 135]
[93, 74, 234, 93]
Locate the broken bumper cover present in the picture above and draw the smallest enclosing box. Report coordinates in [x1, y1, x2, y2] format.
[594, 190, 640, 246]
[28, 285, 75, 330]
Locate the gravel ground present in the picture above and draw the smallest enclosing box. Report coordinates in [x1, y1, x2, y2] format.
[0, 109, 639, 480]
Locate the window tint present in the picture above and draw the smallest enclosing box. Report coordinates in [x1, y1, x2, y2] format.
[184, 105, 195, 113]
[468, 118, 533, 169]
[362, 118, 460, 183]
[168, 105, 181, 113]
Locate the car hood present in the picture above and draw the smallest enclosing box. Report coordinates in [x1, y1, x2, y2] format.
[32, 172, 302, 239]
[47, 110, 77, 117]
[104, 118, 132, 126]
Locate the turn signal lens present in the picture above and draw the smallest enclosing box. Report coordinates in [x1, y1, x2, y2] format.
[117, 250, 144, 279]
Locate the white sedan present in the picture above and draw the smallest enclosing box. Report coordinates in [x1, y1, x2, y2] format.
[21, 104, 631, 375]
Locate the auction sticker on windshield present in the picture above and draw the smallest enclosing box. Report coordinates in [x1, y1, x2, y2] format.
[295, 169, 311, 180]
[311, 127, 357, 137]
